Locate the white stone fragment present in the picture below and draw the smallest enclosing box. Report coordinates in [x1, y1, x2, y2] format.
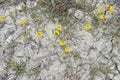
[6, 35, 13, 43]
[74, 10, 84, 19]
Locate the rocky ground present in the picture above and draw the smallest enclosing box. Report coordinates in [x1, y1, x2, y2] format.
[0, 0, 120, 80]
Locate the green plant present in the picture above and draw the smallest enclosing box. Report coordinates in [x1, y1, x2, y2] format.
[92, 16, 100, 26]
[76, 0, 96, 12]
[71, 51, 82, 60]
[39, 0, 75, 24]
[8, 61, 26, 74]
[0, 0, 4, 3]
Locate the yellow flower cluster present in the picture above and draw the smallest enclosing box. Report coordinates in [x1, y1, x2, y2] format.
[59, 40, 72, 52]
[64, 47, 72, 52]
[36, 31, 43, 38]
[97, 4, 115, 20]
[0, 16, 7, 22]
[97, 8, 103, 14]
[99, 14, 106, 20]
[62, 53, 68, 59]
[21, 34, 26, 39]
[106, 4, 110, 9]
[20, 18, 28, 26]
[84, 23, 92, 30]
[109, 6, 115, 13]
[59, 40, 72, 59]
[97, 8, 106, 20]
[53, 30, 60, 37]
[53, 25, 63, 37]
[53, 25, 72, 59]
[59, 40, 67, 46]
[61, 46, 72, 59]
[56, 25, 63, 31]
[106, 4, 115, 13]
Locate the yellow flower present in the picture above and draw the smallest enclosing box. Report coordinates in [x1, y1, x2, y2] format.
[36, 31, 43, 38]
[21, 34, 26, 39]
[62, 53, 68, 59]
[0, 16, 6, 22]
[84, 23, 92, 30]
[20, 18, 28, 26]
[99, 14, 106, 20]
[97, 8, 103, 14]
[53, 30, 60, 37]
[109, 6, 114, 13]
[64, 47, 72, 52]
[59, 40, 67, 46]
[56, 25, 63, 31]
[106, 4, 110, 9]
